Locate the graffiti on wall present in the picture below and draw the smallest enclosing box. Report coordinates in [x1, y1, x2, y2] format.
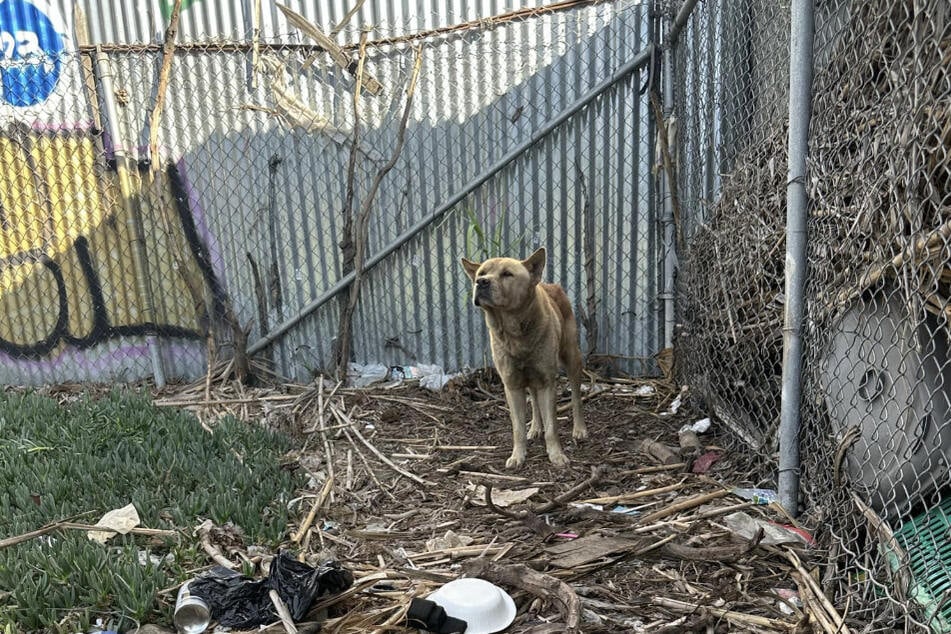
[0, 124, 229, 377]
[0, 0, 232, 381]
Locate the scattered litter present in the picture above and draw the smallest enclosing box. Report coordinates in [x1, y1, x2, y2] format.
[611, 506, 641, 516]
[732, 487, 779, 505]
[634, 384, 655, 397]
[555, 531, 579, 540]
[721, 511, 811, 546]
[406, 597, 467, 633]
[691, 450, 722, 474]
[569, 502, 604, 511]
[137, 550, 174, 567]
[87, 618, 119, 634]
[390, 364, 460, 391]
[426, 530, 475, 552]
[87, 503, 140, 544]
[680, 417, 711, 434]
[466, 483, 539, 507]
[173, 580, 211, 633]
[348, 363, 390, 388]
[427, 578, 516, 634]
[776, 523, 815, 546]
[772, 588, 803, 615]
[664, 386, 688, 415]
[187, 551, 353, 629]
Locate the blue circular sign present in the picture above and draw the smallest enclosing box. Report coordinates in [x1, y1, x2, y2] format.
[0, 0, 65, 106]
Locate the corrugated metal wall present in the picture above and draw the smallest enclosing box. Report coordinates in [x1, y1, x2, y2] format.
[71, 0, 591, 46]
[1, 0, 660, 383]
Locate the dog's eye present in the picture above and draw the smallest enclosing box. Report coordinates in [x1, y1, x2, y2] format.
[500, 270, 513, 277]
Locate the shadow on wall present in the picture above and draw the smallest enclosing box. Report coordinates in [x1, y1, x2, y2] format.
[177, 14, 658, 381]
[0, 4, 658, 384]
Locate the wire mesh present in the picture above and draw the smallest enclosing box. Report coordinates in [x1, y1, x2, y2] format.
[675, 0, 951, 630]
[675, 0, 790, 461]
[0, 0, 661, 385]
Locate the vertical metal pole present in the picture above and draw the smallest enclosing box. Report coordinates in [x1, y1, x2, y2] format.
[94, 48, 167, 388]
[778, 0, 815, 516]
[661, 28, 676, 349]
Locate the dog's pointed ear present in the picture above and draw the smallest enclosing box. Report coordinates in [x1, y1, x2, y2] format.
[523, 248, 546, 285]
[461, 257, 481, 281]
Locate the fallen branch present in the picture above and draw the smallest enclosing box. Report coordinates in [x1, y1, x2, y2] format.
[293, 475, 335, 543]
[636, 489, 730, 525]
[662, 528, 763, 561]
[533, 466, 605, 513]
[652, 596, 794, 631]
[0, 519, 177, 549]
[333, 404, 433, 486]
[784, 547, 852, 634]
[576, 479, 685, 505]
[269, 589, 299, 634]
[463, 560, 581, 632]
[196, 520, 237, 569]
[148, 0, 182, 172]
[483, 483, 558, 537]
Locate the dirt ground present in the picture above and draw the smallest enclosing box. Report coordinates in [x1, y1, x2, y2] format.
[150, 365, 834, 633]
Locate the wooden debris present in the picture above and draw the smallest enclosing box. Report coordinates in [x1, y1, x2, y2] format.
[464, 559, 581, 632]
[196, 520, 237, 569]
[652, 596, 795, 631]
[677, 429, 702, 464]
[636, 438, 681, 465]
[269, 589, 299, 634]
[145, 373, 838, 633]
[546, 535, 646, 568]
[292, 475, 334, 543]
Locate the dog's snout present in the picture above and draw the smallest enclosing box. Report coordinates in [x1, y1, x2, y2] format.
[476, 277, 491, 288]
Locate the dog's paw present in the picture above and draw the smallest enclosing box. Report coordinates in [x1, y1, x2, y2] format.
[527, 421, 541, 440]
[505, 452, 526, 470]
[572, 425, 588, 441]
[548, 451, 570, 468]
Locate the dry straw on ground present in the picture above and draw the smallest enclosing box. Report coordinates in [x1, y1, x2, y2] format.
[146, 364, 843, 633]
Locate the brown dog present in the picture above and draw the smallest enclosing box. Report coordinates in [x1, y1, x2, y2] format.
[461, 248, 586, 469]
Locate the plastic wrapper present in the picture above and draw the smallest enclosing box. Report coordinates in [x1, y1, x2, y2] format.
[189, 551, 353, 628]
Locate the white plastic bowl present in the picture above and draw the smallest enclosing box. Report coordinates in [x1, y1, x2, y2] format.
[427, 578, 517, 634]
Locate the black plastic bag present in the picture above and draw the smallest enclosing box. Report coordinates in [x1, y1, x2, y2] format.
[189, 551, 354, 628]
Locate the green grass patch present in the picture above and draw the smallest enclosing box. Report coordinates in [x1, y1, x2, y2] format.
[0, 389, 301, 633]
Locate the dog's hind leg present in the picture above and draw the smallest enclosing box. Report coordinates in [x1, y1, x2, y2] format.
[563, 341, 587, 441]
[503, 386, 529, 469]
[527, 395, 541, 440]
[532, 385, 569, 468]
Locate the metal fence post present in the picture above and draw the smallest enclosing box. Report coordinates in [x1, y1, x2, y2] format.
[661, 23, 676, 350]
[778, 0, 815, 516]
[94, 47, 167, 389]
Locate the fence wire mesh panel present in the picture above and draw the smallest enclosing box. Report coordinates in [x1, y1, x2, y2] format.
[675, 0, 791, 460]
[802, 0, 951, 630]
[675, 0, 951, 630]
[0, 0, 662, 386]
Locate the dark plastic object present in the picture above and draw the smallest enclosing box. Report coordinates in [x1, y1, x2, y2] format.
[188, 551, 354, 628]
[406, 597, 467, 633]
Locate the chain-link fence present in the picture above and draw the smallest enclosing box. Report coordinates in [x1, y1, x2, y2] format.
[0, 0, 662, 386]
[675, 0, 790, 459]
[675, 0, 951, 630]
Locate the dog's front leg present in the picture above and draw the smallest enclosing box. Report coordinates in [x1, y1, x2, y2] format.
[533, 385, 569, 468]
[503, 386, 529, 469]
